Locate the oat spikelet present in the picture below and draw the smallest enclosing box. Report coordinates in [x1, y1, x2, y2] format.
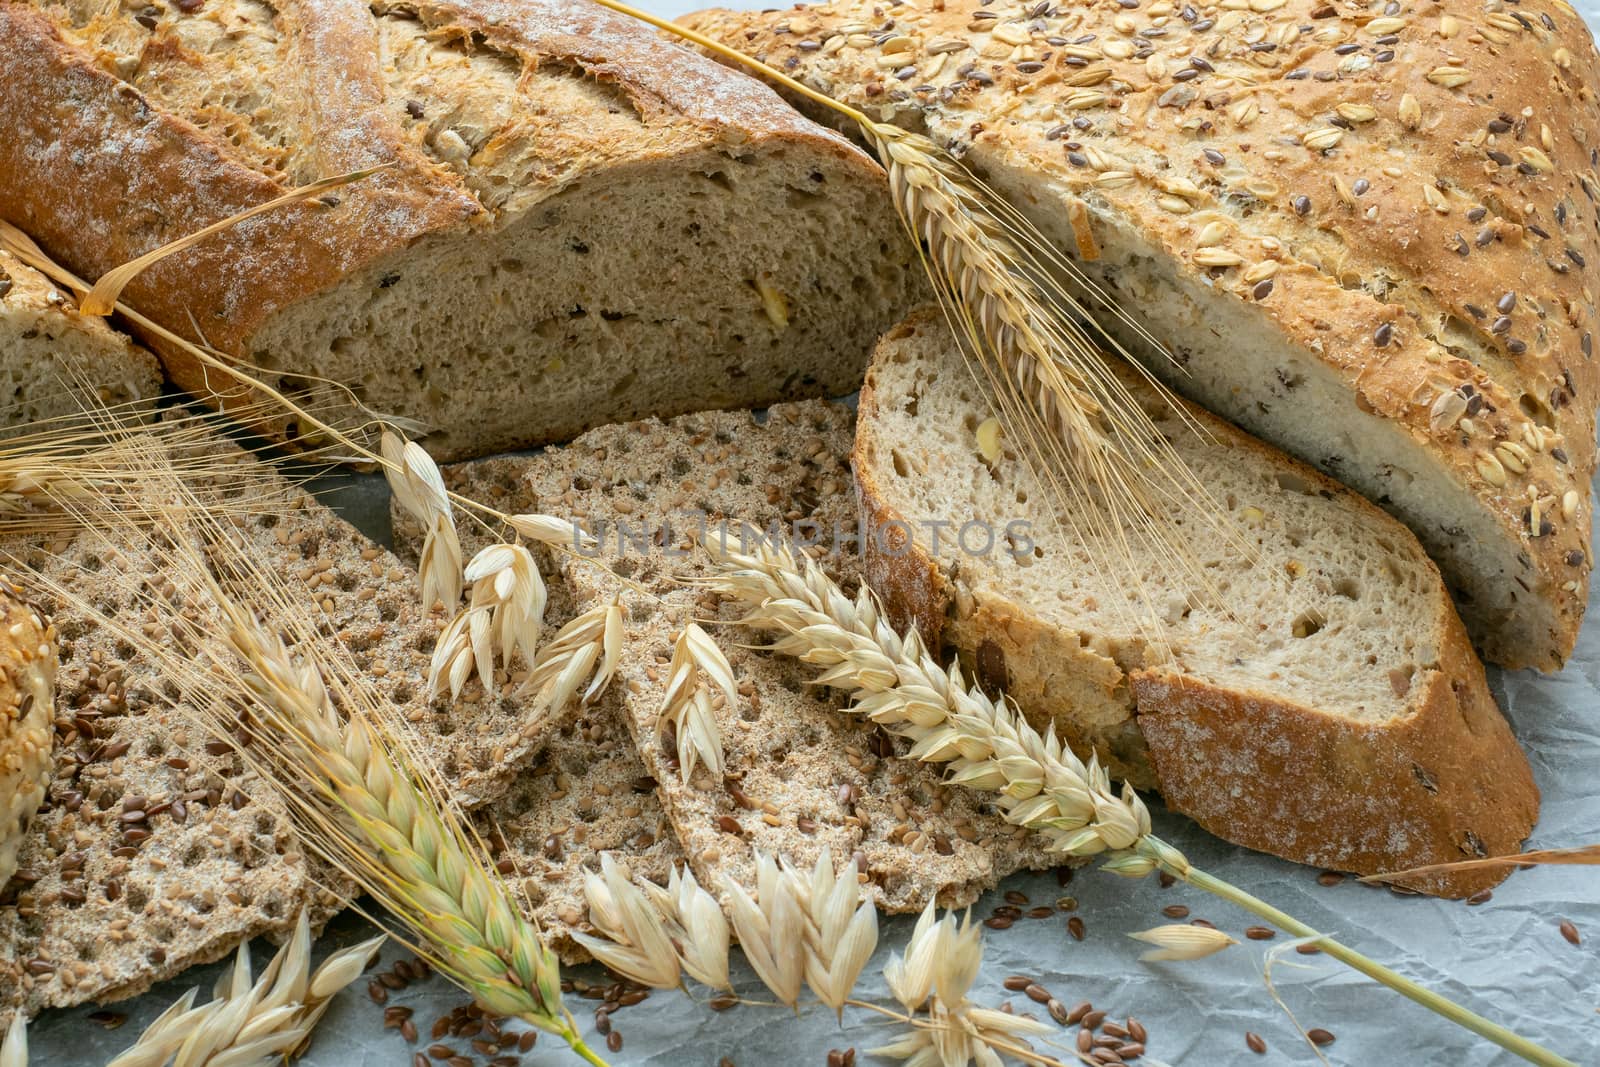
[722, 850, 808, 1008]
[106, 913, 382, 1067]
[658, 623, 735, 783]
[701, 536, 1570, 1067]
[430, 543, 547, 699]
[0, 1014, 24, 1067]
[574, 854, 685, 990]
[874, 900, 1053, 1067]
[797, 848, 878, 1018]
[515, 597, 624, 706]
[701, 536, 1149, 857]
[641, 866, 733, 992]
[1129, 924, 1239, 962]
[381, 431, 463, 612]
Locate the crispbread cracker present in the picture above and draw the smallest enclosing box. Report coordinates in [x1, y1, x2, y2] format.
[401, 402, 1059, 916]
[481, 697, 683, 965]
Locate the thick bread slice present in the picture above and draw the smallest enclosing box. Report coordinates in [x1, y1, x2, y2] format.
[1, 0, 922, 460]
[681, 0, 1600, 671]
[854, 310, 1538, 898]
[444, 402, 1060, 912]
[0, 251, 161, 427]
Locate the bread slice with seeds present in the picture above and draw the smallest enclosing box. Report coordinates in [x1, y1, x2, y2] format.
[681, 0, 1600, 671]
[0, 250, 161, 428]
[400, 402, 1062, 915]
[2, 0, 922, 460]
[853, 309, 1537, 897]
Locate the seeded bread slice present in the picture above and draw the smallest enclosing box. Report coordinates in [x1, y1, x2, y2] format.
[0, 250, 162, 428]
[854, 310, 1538, 898]
[407, 402, 1062, 914]
[682, 0, 1600, 672]
[1, 528, 319, 1021]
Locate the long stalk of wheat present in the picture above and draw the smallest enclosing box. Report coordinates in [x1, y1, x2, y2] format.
[700, 535, 1573, 1067]
[578, 0, 1249, 643]
[30, 449, 611, 1067]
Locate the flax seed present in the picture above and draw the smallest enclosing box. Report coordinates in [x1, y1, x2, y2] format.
[1245, 925, 1275, 940]
[1560, 919, 1581, 945]
[1161, 904, 1189, 919]
[1245, 1032, 1267, 1054]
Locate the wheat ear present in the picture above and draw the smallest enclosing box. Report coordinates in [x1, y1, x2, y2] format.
[581, 0, 1250, 647]
[701, 536, 1573, 1067]
[30, 460, 609, 1067]
[107, 913, 382, 1067]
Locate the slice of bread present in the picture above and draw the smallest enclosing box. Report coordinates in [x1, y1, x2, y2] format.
[0, 250, 162, 428]
[855, 310, 1538, 897]
[399, 401, 1061, 914]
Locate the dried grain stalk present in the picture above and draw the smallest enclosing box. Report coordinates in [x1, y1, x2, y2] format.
[106, 913, 382, 1067]
[1359, 844, 1600, 884]
[701, 535, 1572, 1067]
[583, 0, 1250, 646]
[0, 1015, 23, 1067]
[657, 623, 735, 784]
[30, 455, 610, 1067]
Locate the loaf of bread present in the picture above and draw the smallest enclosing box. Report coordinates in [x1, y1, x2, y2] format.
[0, 0, 922, 460]
[0, 251, 161, 428]
[0, 584, 56, 898]
[854, 309, 1537, 896]
[682, 0, 1600, 671]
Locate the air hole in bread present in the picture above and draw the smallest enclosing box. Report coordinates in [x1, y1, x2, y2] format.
[1333, 578, 1361, 600]
[1291, 611, 1324, 639]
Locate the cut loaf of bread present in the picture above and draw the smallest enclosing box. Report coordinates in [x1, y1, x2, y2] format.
[855, 309, 1537, 897]
[1, 0, 922, 460]
[682, 0, 1600, 671]
[0, 250, 162, 428]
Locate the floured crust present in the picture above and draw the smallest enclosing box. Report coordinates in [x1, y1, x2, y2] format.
[0, 0, 896, 456]
[682, 0, 1600, 670]
[854, 310, 1537, 898]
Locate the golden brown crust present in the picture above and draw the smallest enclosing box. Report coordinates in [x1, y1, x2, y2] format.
[854, 314, 1537, 896]
[684, 0, 1600, 670]
[0, 0, 886, 443]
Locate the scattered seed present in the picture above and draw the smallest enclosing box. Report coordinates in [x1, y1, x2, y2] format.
[1048, 998, 1071, 1025]
[1083, 1010, 1107, 1030]
[606, 1031, 623, 1053]
[1560, 919, 1581, 946]
[1068, 916, 1086, 940]
[1025, 983, 1052, 1004]
[1245, 925, 1276, 940]
[1466, 890, 1492, 906]
[1246, 1031, 1267, 1054]
[1161, 904, 1189, 919]
[1307, 1028, 1336, 1046]
[1003, 975, 1033, 992]
[1296, 943, 1323, 955]
[1317, 872, 1344, 887]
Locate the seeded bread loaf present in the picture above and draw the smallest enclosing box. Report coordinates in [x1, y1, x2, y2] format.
[0, 0, 922, 461]
[682, 0, 1600, 671]
[0, 250, 161, 428]
[854, 309, 1538, 897]
[0, 584, 57, 899]
[405, 402, 1061, 913]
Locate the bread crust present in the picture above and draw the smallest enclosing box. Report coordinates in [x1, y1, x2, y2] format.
[683, 0, 1600, 670]
[0, 0, 889, 449]
[855, 314, 1538, 897]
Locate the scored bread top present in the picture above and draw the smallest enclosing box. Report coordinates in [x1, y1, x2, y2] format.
[854, 309, 1538, 896]
[681, 0, 1599, 670]
[2, 0, 864, 353]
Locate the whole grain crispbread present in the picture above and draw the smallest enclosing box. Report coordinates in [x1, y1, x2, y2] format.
[479, 697, 683, 965]
[400, 402, 1062, 916]
[0, 530, 317, 1021]
[0, 435, 603, 1018]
